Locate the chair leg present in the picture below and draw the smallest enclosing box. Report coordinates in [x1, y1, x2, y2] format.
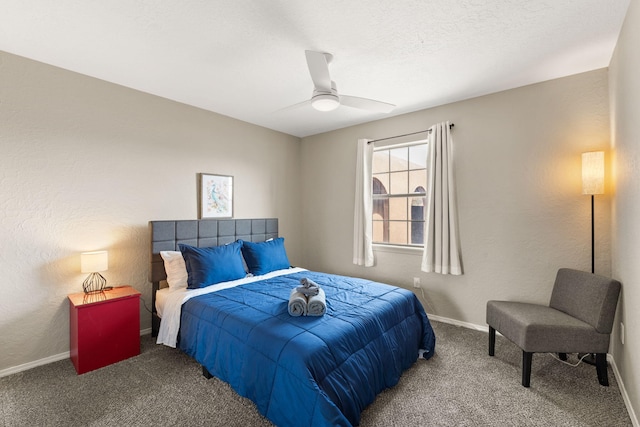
[595, 353, 609, 386]
[558, 353, 567, 361]
[522, 351, 533, 387]
[488, 326, 496, 356]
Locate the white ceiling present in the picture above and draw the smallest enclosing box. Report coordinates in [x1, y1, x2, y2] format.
[0, 1, 630, 138]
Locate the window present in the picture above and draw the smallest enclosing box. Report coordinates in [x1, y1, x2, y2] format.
[372, 141, 428, 247]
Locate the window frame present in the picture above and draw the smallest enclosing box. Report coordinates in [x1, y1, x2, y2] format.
[371, 138, 428, 248]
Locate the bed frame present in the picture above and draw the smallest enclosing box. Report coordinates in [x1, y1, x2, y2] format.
[148, 218, 278, 337]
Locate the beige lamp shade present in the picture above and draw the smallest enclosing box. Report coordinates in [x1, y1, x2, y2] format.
[81, 251, 108, 273]
[582, 151, 605, 195]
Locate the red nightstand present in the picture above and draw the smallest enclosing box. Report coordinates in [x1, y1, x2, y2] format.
[68, 286, 141, 374]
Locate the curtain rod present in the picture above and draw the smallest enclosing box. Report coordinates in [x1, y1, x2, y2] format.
[368, 123, 454, 144]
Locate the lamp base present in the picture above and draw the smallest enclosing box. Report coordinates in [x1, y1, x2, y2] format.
[83, 272, 107, 294]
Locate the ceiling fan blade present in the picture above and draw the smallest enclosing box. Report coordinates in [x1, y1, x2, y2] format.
[340, 95, 395, 113]
[275, 99, 312, 113]
[305, 50, 332, 92]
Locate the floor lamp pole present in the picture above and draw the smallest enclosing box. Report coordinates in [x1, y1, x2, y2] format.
[591, 194, 595, 274]
[583, 194, 597, 366]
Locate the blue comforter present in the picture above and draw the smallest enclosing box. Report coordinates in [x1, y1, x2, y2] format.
[179, 270, 435, 427]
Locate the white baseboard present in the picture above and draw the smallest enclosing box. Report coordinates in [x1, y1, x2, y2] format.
[607, 354, 639, 427]
[0, 351, 70, 378]
[427, 313, 489, 333]
[428, 312, 638, 427]
[0, 327, 153, 379]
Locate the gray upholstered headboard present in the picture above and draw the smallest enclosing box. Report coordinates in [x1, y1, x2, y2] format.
[148, 218, 278, 336]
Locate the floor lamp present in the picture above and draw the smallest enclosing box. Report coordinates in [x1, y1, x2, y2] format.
[582, 151, 605, 274]
[581, 151, 604, 366]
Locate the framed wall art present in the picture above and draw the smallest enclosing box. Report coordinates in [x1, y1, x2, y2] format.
[199, 173, 233, 219]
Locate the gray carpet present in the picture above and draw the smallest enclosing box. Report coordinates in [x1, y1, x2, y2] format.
[0, 321, 632, 426]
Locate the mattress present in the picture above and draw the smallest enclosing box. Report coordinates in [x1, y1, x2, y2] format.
[154, 287, 171, 318]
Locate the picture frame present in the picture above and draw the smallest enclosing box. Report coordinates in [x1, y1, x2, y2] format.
[199, 173, 234, 219]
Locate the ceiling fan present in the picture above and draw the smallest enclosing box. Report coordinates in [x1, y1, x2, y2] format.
[285, 50, 395, 113]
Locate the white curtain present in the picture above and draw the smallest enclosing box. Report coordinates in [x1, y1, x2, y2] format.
[353, 138, 374, 267]
[421, 121, 463, 275]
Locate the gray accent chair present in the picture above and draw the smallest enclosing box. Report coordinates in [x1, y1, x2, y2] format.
[486, 268, 621, 387]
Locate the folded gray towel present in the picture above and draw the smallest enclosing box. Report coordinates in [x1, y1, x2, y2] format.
[307, 288, 326, 316]
[296, 278, 320, 296]
[296, 286, 319, 296]
[288, 288, 307, 316]
[300, 278, 317, 287]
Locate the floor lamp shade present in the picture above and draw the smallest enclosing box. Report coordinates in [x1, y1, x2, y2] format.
[582, 151, 605, 195]
[81, 251, 108, 293]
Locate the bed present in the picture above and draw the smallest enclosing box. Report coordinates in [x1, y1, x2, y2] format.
[149, 219, 435, 427]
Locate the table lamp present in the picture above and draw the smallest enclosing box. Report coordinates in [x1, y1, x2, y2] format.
[81, 251, 108, 293]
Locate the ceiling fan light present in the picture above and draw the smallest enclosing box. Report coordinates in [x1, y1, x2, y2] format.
[311, 94, 340, 111]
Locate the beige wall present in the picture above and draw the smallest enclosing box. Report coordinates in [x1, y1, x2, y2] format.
[0, 51, 302, 372]
[301, 69, 611, 327]
[1, 27, 636, 420]
[609, 0, 640, 422]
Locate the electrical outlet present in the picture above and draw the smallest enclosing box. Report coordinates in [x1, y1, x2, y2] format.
[413, 277, 421, 288]
[621, 323, 625, 345]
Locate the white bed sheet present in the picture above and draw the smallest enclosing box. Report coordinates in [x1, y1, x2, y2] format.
[155, 287, 171, 318]
[156, 267, 307, 348]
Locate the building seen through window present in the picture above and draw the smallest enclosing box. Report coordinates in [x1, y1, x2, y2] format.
[372, 142, 427, 246]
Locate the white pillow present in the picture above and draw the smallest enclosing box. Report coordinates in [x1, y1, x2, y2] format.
[160, 251, 188, 290]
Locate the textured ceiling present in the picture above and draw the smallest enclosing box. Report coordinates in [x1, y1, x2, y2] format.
[0, 0, 630, 137]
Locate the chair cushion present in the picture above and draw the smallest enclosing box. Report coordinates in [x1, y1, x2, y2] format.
[486, 301, 611, 353]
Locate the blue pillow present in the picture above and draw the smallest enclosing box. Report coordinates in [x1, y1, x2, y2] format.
[179, 242, 246, 289]
[240, 237, 290, 276]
